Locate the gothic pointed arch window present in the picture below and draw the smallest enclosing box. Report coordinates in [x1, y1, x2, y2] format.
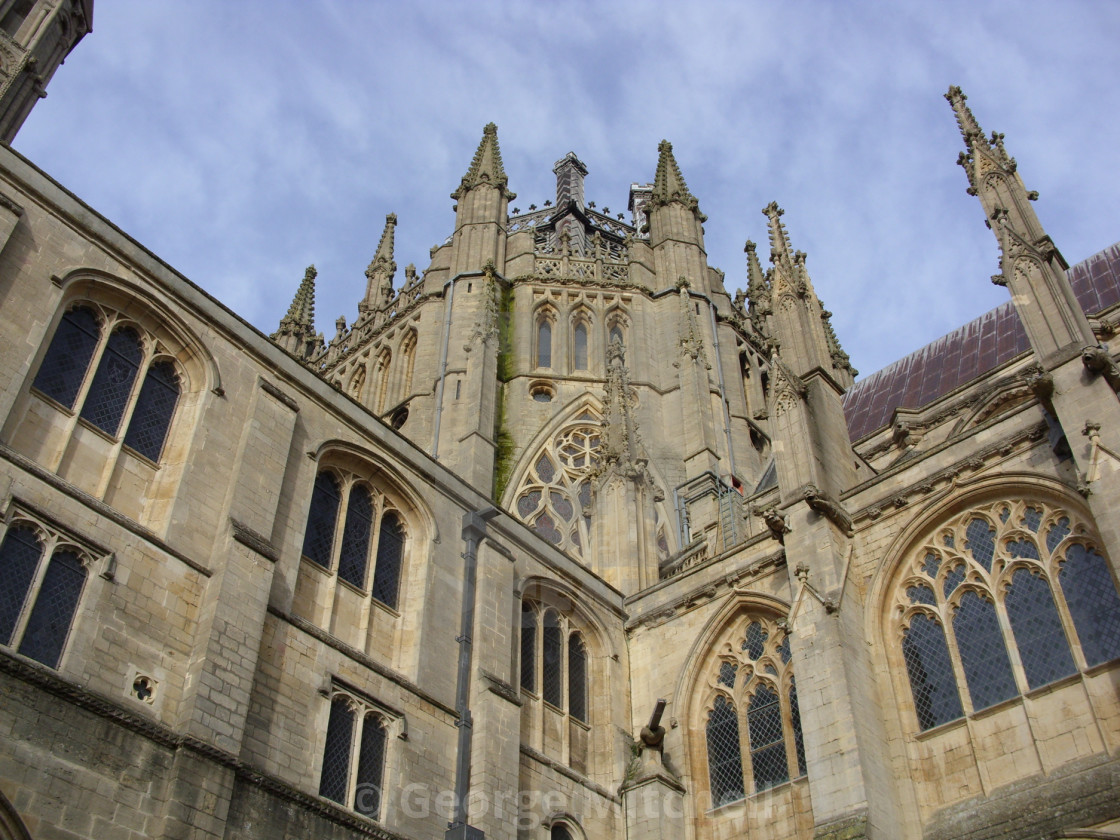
[700, 614, 807, 805]
[373, 348, 392, 414]
[519, 591, 592, 770]
[534, 304, 557, 371]
[30, 304, 184, 463]
[889, 497, 1120, 733]
[570, 313, 590, 372]
[299, 467, 410, 609]
[397, 330, 417, 400]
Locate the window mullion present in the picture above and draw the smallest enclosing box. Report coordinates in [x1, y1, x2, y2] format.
[736, 680, 753, 794]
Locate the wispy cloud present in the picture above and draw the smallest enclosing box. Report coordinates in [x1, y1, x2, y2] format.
[15, 0, 1120, 376]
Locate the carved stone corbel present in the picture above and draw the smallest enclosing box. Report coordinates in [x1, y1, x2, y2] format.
[802, 483, 853, 537]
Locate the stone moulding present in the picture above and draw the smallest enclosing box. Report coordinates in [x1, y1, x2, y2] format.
[518, 744, 620, 803]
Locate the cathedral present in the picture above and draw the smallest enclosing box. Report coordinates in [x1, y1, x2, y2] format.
[0, 4, 1119, 839]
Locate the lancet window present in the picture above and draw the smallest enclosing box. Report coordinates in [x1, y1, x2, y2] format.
[703, 614, 806, 807]
[32, 304, 182, 462]
[302, 469, 406, 610]
[892, 498, 1120, 732]
[512, 412, 600, 559]
[319, 690, 388, 819]
[572, 319, 589, 371]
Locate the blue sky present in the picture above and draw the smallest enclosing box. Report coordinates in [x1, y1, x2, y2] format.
[15, 1, 1120, 377]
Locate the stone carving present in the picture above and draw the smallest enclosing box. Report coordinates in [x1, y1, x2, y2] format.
[802, 483, 854, 537]
[1082, 345, 1120, 392]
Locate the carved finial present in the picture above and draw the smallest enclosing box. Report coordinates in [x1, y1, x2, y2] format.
[360, 214, 399, 315]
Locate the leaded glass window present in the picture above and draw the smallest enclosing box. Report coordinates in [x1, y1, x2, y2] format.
[355, 714, 386, 818]
[520, 602, 536, 691]
[301, 469, 408, 611]
[123, 360, 180, 461]
[1004, 568, 1075, 689]
[747, 685, 788, 791]
[568, 632, 587, 722]
[80, 327, 143, 435]
[542, 609, 563, 707]
[303, 472, 341, 567]
[706, 695, 744, 807]
[0, 519, 91, 671]
[33, 306, 101, 408]
[319, 697, 354, 804]
[537, 319, 552, 368]
[901, 614, 962, 730]
[320, 693, 389, 820]
[0, 525, 43, 646]
[702, 613, 806, 805]
[953, 590, 1017, 711]
[372, 512, 405, 609]
[338, 485, 374, 588]
[891, 497, 1120, 733]
[30, 304, 186, 464]
[1059, 544, 1120, 666]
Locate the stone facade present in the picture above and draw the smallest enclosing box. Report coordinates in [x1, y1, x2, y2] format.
[0, 41, 1118, 840]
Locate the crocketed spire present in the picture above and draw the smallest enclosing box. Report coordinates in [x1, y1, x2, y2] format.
[281, 265, 316, 331]
[271, 265, 322, 361]
[650, 140, 700, 214]
[452, 122, 514, 200]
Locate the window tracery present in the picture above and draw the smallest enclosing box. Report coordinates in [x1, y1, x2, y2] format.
[513, 412, 600, 558]
[891, 498, 1120, 732]
[703, 614, 806, 806]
